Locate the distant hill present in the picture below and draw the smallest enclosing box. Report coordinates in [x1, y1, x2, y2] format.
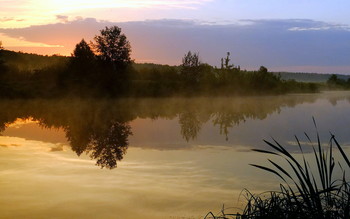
[0, 50, 68, 72]
[274, 72, 350, 83]
[132, 62, 180, 71]
[0, 50, 181, 73]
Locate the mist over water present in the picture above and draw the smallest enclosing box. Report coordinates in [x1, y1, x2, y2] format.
[1, 91, 350, 218]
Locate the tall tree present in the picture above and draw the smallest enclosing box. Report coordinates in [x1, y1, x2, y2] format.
[180, 51, 201, 84]
[71, 39, 97, 83]
[72, 39, 95, 61]
[259, 66, 268, 74]
[221, 52, 234, 70]
[93, 26, 132, 69]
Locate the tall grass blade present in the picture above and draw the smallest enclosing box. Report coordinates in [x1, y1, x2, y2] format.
[209, 120, 350, 219]
[251, 149, 279, 155]
[331, 134, 350, 168]
[268, 159, 292, 182]
[250, 164, 286, 182]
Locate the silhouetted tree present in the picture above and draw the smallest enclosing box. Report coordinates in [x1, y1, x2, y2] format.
[54, 39, 97, 96]
[328, 74, 338, 83]
[180, 51, 202, 85]
[327, 74, 339, 85]
[90, 26, 133, 96]
[259, 66, 268, 74]
[67, 39, 97, 90]
[221, 52, 234, 70]
[93, 26, 132, 69]
[327, 74, 347, 88]
[251, 66, 282, 92]
[72, 39, 95, 61]
[198, 63, 216, 92]
[217, 52, 240, 88]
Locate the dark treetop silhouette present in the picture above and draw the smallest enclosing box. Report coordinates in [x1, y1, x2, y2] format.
[0, 26, 321, 99]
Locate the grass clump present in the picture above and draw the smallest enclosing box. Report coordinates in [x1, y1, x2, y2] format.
[205, 119, 350, 219]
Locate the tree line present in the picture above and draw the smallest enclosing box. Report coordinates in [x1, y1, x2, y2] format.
[327, 74, 350, 89]
[0, 26, 320, 98]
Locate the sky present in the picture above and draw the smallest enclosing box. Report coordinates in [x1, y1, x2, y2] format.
[1, 0, 350, 73]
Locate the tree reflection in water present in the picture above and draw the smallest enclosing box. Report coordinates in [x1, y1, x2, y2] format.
[0, 93, 345, 168]
[179, 111, 202, 142]
[67, 120, 131, 169]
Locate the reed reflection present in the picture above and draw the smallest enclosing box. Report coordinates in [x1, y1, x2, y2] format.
[0, 93, 348, 168]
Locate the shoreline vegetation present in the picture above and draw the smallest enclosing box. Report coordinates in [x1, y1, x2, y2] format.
[205, 119, 350, 219]
[1, 26, 350, 217]
[1, 25, 348, 99]
[204, 121, 350, 219]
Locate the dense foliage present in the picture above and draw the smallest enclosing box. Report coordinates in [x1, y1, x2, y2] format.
[327, 74, 350, 89]
[0, 28, 321, 98]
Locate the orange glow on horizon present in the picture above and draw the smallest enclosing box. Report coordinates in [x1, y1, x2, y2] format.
[0, 0, 213, 28]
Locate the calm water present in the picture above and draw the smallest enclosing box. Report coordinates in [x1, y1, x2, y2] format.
[1, 91, 350, 218]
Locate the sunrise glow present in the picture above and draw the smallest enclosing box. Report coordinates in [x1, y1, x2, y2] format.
[1, 0, 350, 72]
[2, 1, 350, 218]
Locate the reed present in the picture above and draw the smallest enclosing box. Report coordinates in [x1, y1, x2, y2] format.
[205, 118, 350, 219]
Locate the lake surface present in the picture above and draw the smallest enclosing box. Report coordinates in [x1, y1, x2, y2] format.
[1, 91, 350, 218]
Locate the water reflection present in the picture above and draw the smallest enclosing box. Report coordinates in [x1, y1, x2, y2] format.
[1, 91, 350, 168]
[67, 120, 131, 169]
[0, 99, 133, 169]
[179, 111, 203, 142]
